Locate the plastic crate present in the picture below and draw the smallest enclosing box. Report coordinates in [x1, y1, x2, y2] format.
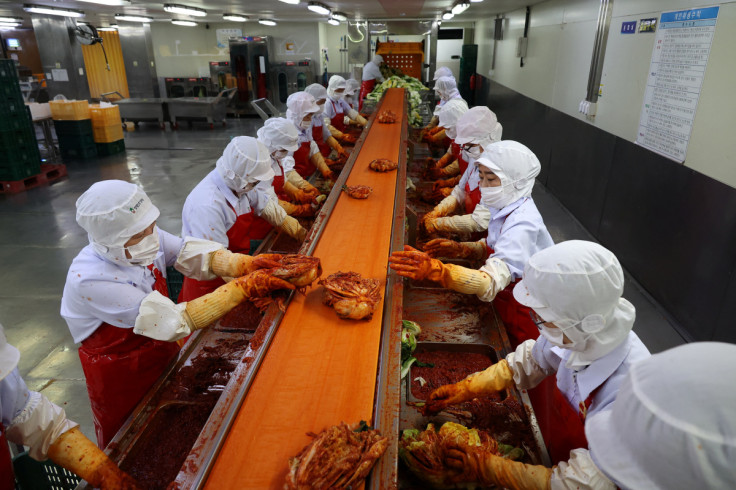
[0, 160, 41, 181]
[166, 266, 184, 302]
[60, 144, 97, 160]
[0, 127, 38, 150]
[0, 98, 29, 119]
[54, 119, 93, 137]
[0, 143, 41, 168]
[13, 451, 82, 490]
[90, 104, 122, 127]
[0, 59, 18, 82]
[50, 100, 90, 120]
[0, 81, 23, 101]
[58, 132, 96, 151]
[0, 115, 30, 132]
[96, 139, 125, 156]
[93, 123, 124, 143]
[380, 53, 424, 79]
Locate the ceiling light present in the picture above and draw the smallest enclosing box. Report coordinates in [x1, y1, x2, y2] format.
[164, 4, 206, 17]
[114, 14, 153, 22]
[0, 17, 22, 23]
[452, 2, 470, 15]
[0, 22, 21, 27]
[470, 0, 483, 2]
[327, 17, 339, 26]
[77, 0, 130, 6]
[278, 0, 300, 4]
[97, 26, 118, 31]
[258, 19, 276, 26]
[223, 13, 247, 22]
[442, 11, 454, 20]
[332, 11, 346, 21]
[23, 5, 85, 17]
[171, 19, 196, 26]
[307, 2, 330, 15]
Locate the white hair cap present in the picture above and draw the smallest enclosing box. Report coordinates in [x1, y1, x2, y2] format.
[438, 98, 469, 130]
[216, 136, 274, 192]
[286, 91, 320, 129]
[454, 106, 502, 148]
[327, 75, 347, 99]
[587, 341, 736, 490]
[76, 180, 160, 264]
[372, 54, 383, 65]
[345, 78, 361, 96]
[434, 76, 460, 101]
[257, 117, 299, 152]
[514, 240, 635, 367]
[433, 66, 453, 80]
[304, 83, 328, 103]
[475, 141, 540, 207]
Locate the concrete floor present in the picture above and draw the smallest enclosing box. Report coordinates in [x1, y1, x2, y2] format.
[0, 118, 686, 446]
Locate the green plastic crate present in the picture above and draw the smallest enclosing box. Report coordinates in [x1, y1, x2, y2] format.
[13, 451, 82, 490]
[0, 99, 29, 119]
[53, 119, 93, 136]
[0, 161, 41, 181]
[96, 139, 125, 156]
[166, 266, 184, 302]
[61, 144, 97, 160]
[58, 132, 96, 151]
[0, 128, 38, 150]
[0, 82, 23, 101]
[0, 59, 18, 82]
[0, 115, 31, 132]
[0, 143, 41, 168]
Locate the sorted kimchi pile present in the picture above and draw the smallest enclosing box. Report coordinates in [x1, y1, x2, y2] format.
[319, 271, 382, 320]
[285, 421, 388, 489]
[342, 184, 373, 199]
[369, 158, 398, 172]
[377, 109, 398, 124]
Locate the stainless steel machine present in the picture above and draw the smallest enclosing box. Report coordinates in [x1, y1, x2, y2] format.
[164, 77, 210, 98]
[270, 59, 317, 109]
[229, 36, 274, 115]
[209, 61, 231, 93]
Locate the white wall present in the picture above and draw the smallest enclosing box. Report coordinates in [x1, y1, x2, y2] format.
[484, 0, 736, 188]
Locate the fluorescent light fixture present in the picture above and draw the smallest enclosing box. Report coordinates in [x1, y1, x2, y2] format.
[223, 13, 247, 22]
[258, 19, 277, 26]
[307, 2, 330, 15]
[164, 4, 206, 17]
[115, 14, 153, 22]
[331, 11, 347, 21]
[97, 26, 118, 31]
[327, 17, 339, 25]
[23, 5, 85, 17]
[77, 0, 130, 6]
[470, 0, 483, 2]
[0, 22, 21, 27]
[278, 0, 300, 4]
[0, 17, 23, 23]
[452, 2, 470, 15]
[442, 11, 454, 20]
[171, 19, 196, 26]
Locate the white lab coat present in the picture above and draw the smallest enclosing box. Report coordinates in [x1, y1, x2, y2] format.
[433, 93, 464, 116]
[361, 61, 384, 82]
[506, 333, 651, 489]
[324, 97, 358, 122]
[483, 197, 554, 281]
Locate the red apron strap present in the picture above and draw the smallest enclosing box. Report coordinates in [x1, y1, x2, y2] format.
[358, 79, 376, 112]
[147, 264, 169, 298]
[330, 100, 346, 132]
[0, 424, 14, 490]
[312, 125, 330, 156]
[463, 181, 482, 215]
[272, 162, 287, 200]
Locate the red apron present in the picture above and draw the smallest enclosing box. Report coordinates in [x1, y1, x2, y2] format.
[313, 124, 330, 157]
[78, 265, 179, 448]
[292, 140, 315, 178]
[358, 79, 376, 112]
[272, 162, 287, 201]
[0, 424, 14, 490]
[463, 181, 481, 214]
[329, 100, 345, 133]
[180, 201, 274, 302]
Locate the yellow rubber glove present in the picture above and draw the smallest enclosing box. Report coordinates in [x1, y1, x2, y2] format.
[310, 151, 337, 180]
[421, 195, 461, 230]
[423, 239, 487, 260]
[424, 360, 514, 414]
[286, 170, 321, 197]
[282, 181, 317, 204]
[210, 249, 282, 278]
[47, 427, 140, 489]
[388, 246, 491, 294]
[354, 114, 368, 126]
[430, 128, 447, 143]
[280, 215, 308, 241]
[326, 136, 349, 159]
[426, 160, 460, 180]
[446, 448, 552, 490]
[279, 199, 316, 217]
[327, 124, 345, 139]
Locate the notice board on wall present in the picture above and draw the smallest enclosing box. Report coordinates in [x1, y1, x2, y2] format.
[636, 6, 719, 163]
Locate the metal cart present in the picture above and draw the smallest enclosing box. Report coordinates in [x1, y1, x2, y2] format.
[166, 87, 237, 129]
[101, 92, 167, 129]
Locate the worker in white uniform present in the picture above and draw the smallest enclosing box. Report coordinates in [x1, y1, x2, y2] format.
[358, 54, 385, 111]
[0, 324, 138, 488]
[421, 73, 463, 138]
[422, 240, 651, 489]
[61, 180, 293, 447]
[422, 106, 503, 236]
[304, 83, 348, 159]
[344, 78, 361, 112]
[424, 98, 469, 189]
[392, 141, 552, 347]
[323, 75, 368, 144]
[286, 91, 336, 180]
[180, 136, 307, 301]
[433, 66, 454, 81]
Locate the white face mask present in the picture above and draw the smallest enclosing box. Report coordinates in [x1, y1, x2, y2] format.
[479, 185, 508, 209]
[126, 229, 160, 266]
[299, 118, 312, 130]
[539, 324, 568, 348]
[272, 149, 288, 161]
[333, 92, 344, 100]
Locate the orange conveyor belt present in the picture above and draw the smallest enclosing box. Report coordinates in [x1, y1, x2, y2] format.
[204, 88, 406, 488]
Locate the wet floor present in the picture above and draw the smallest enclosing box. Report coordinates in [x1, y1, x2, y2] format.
[0, 117, 685, 446]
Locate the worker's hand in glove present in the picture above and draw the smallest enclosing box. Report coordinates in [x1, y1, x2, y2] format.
[341, 133, 358, 144]
[323, 169, 338, 182]
[428, 186, 453, 203]
[423, 239, 481, 260]
[325, 158, 341, 167]
[423, 217, 441, 235]
[425, 165, 453, 180]
[420, 211, 441, 233]
[210, 249, 281, 278]
[388, 245, 446, 282]
[234, 269, 296, 299]
[424, 360, 514, 415]
[423, 156, 437, 169]
[338, 148, 350, 159]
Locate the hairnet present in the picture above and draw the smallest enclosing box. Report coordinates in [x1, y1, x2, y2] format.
[433, 66, 453, 80]
[215, 136, 274, 192]
[434, 76, 460, 101]
[372, 54, 383, 65]
[345, 78, 361, 96]
[438, 98, 469, 131]
[0, 323, 20, 382]
[257, 118, 299, 152]
[286, 91, 319, 129]
[586, 342, 736, 489]
[513, 240, 635, 367]
[327, 75, 347, 99]
[76, 180, 160, 264]
[304, 83, 328, 104]
[454, 106, 502, 148]
[475, 141, 540, 207]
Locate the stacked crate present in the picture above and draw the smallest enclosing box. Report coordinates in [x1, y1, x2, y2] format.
[90, 104, 125, 156]
[0, 60, 42, 181]
[51, 99, 97, 160]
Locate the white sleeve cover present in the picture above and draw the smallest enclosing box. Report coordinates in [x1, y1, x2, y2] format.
[477, 257, 512, 302]
[504, 339, 550, 390]
[260, 198, 288, 227]
[134, 290, 192, 342]
[175, 237, 224, 281]
[309, 140, 320, 157]
[551, 449, 616, 490]
[6, 391, 78, 461]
